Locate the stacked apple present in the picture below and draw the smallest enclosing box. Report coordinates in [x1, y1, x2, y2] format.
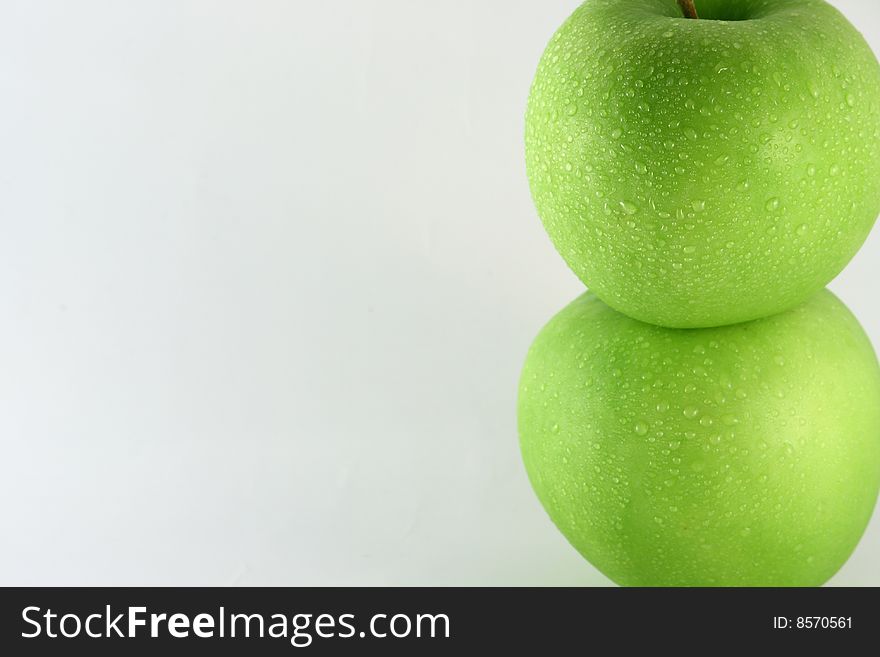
[519, 0, 880, 586]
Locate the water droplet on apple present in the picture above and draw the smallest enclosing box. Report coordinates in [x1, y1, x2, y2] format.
[619, 200, 638, 215]
[796, 223, 808, 236]
[683, 406, 699, 419]
[634, 421, 648, 436]
[765, 197, 780, 211]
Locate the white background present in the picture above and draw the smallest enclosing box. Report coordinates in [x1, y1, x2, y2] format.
[1, 0, 878, 586]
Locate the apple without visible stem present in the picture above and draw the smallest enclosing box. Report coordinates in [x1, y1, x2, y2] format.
[525, 0, 880, 327]
[518, 289, 880, 586]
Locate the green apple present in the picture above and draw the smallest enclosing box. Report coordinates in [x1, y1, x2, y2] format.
[518, 289, 880, 586]
[525, 0, 880, 328]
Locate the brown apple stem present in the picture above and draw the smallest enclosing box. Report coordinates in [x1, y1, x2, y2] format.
[677, 0, 699, 19]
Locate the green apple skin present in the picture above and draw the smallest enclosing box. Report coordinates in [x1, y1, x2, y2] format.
[525, 0, 880, 328]
[518, 289, 880, 586]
